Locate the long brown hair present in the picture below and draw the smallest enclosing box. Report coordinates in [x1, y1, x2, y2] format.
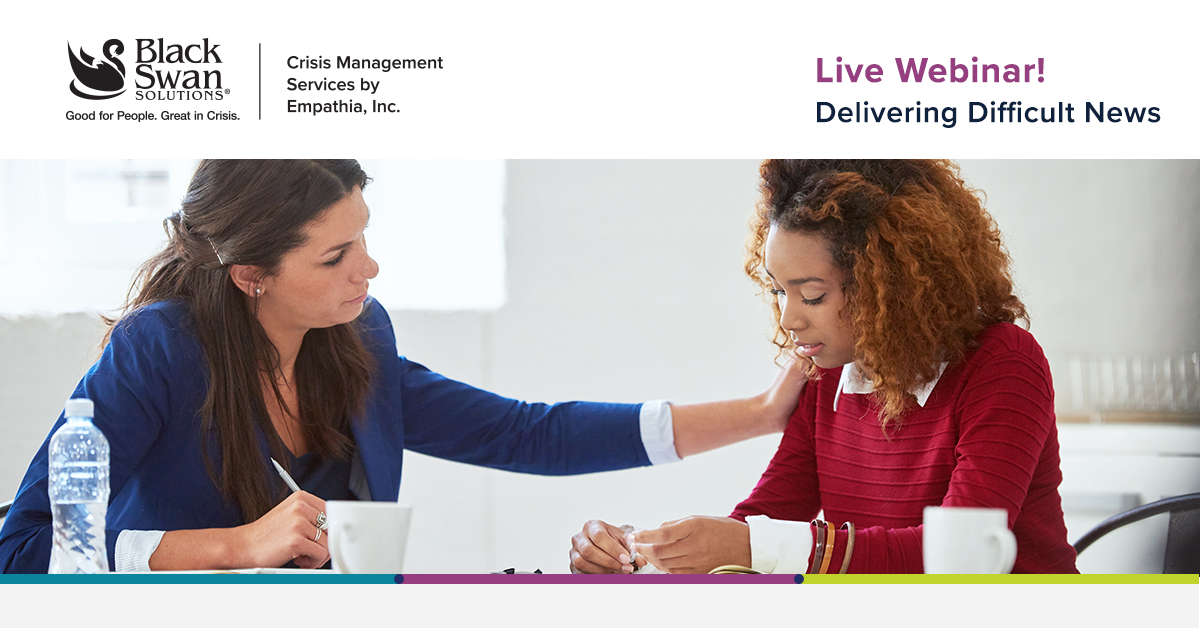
[104, 160, 377, 522]
[745, 159, 1028, 428]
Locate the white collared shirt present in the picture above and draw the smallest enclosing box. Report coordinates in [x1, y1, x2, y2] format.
[832, 361, 945, 412]
[748, 362, 946, 574]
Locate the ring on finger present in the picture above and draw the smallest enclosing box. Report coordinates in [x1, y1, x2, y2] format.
[316, 512, 328, 530]
[314, 526, 323, 542]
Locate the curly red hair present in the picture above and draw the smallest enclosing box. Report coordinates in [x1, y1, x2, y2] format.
[745, 159, 1028, 428]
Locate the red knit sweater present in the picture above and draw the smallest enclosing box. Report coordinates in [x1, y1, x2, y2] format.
[730, 323, 1079, 573]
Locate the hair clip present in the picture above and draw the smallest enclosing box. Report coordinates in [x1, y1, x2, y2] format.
[208, 238, 226, 266]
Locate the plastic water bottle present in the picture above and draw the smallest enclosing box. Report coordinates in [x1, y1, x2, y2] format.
[48, 398, 110, 573]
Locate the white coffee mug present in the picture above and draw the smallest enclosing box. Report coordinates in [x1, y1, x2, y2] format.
[326, 501, 413, 574]
[922, 506, 1017, 574]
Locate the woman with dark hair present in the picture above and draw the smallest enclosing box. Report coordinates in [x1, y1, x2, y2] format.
[571, 159, 1078, 574]
[0, 160, 803, 572]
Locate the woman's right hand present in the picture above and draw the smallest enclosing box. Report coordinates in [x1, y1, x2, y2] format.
[148, 490, 329, 570]
[231, 491, 330, 569]
[570, 519, 645, 574]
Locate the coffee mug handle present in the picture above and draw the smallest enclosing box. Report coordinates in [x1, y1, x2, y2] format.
[329, 523, 350, 574]
[990, 528, 1017, 574]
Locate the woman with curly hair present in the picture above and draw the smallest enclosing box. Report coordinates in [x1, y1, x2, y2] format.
[571, 159, 1078, 574]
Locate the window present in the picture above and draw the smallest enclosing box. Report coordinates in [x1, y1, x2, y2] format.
[0, 160, 506, 315]
[359, 160, 506, 311]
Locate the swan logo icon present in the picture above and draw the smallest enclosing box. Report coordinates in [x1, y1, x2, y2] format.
[68, 39, 127, 100]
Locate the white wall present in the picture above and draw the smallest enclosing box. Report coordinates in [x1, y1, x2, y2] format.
[394, 160, 785, 573]
[958, 160, 1200, 366]
[2, 160, 1198, 573]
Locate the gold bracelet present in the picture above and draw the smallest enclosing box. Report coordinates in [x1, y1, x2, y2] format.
[818, 519, 836, 574]
[838, 521, 856, 574]
[808, 519, 827, 575]
[708, 565, 765, 574]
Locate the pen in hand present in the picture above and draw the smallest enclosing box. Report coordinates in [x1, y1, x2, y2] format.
[270, 457, 302, 493]
[272, 457, 328, 539]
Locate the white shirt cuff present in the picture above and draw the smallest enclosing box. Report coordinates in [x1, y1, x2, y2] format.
[115, 529, 165, 572]
[639, 400, 681, 465]
[747, 515, 813, 574]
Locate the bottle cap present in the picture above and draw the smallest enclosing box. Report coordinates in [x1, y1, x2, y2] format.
[64, 397, 94, 418]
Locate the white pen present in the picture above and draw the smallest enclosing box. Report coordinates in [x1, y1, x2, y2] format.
[270, 457, 302, 493]
[271, 457, 329, 536]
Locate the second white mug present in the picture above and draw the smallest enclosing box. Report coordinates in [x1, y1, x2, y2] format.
[922, 506, 1017, 574]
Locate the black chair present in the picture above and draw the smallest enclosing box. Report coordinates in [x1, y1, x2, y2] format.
[1073, 492, 1200, 574]
[0, 499, 11, 521]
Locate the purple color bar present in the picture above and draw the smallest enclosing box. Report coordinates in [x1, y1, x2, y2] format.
[398, 574, 800, 584]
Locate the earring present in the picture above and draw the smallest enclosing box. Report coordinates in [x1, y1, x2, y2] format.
[255, 288, 262, 297]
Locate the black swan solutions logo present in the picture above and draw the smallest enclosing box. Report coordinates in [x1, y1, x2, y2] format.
[67, 37, 232, 104]
[68, 39, 126, 99]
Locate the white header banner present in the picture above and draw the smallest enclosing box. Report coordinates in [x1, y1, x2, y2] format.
[2, 0, 1196, 157]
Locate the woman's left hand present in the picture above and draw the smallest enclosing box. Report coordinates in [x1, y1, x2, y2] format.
[628, 516, 751, 574]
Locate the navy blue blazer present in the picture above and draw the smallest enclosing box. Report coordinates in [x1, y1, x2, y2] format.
[0, 298, 649, 573]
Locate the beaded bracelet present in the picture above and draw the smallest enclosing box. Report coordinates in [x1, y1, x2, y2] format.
[838, 521, 856, 574]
